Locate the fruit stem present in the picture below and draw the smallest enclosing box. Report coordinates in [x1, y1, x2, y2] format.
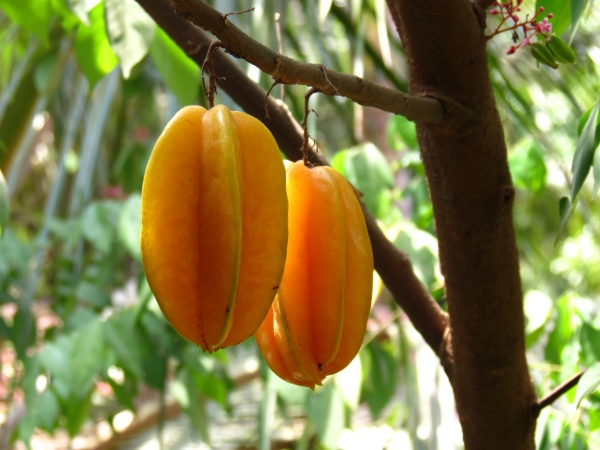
[202, 40, 226, 109]
[300, 87, 320, 166]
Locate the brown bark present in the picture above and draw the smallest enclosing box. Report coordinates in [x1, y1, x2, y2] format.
[168, 0, 445, 123]
[386, 0, 536, 448]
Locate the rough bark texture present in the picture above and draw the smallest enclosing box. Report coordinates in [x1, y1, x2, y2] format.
[386, 0, 537, 448]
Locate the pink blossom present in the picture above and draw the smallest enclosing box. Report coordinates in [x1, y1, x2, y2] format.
[537, 17, 552, 34]
[520, 37, 531, 47]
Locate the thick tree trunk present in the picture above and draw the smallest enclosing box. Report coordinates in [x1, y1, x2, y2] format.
[386, 0, 537, 448]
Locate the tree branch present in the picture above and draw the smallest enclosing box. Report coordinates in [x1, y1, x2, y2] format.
[136, 0, 449, 360]
[168, 0, 444, 124]
[532, 369, 587, 416]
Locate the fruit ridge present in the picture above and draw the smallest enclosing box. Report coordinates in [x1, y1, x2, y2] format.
[255, 160, 374, 388]
[141, 105, 288, 352]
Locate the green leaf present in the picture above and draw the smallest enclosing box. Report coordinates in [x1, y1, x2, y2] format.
[0, 0, 52, 45]
[105, 0, 156, 78]
[387, 114, 418, 150]
[546, 36, 577, 64]
[75, 2, 119, 88]
[118, 194, 142, 260]
[361, 341, 397, 418]
[33, 389, 60, 431]
[33, 51, 58, 93]
[149, 27, 200, 106]
[183, 372, 211, 443]
[12, 306, 37, 359]
[333, 142, 394, 219]
[39, 340, 73, 400]
[66, 389, 94, 437]
[571, 102, 600, 201]
[0, 169, 8, 234]
[536, 0, 572, 36]
[81, 200, 121, 253]
[103, 310, 145, 380]
[308, 383, 346, 449]
[544, 296, 574, 364]
[393, 224, 439, 288]
[70, 319, 104, 398]
[531, 43, 558, 69]
[508, 138, 547, 192]
[76, 281, 110, 308]
[570, 0, 588, 42]
[572, 363, 600, 418]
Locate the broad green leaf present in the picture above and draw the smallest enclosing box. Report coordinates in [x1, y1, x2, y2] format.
[556, 196, 571, 241]
[149, 27, 199, 107]
[33, 389, 60, 431]
[569, 0, 588, 42]
[107, 375, 138, 411]
[0, 169, 8, 234]
[393, 224, 439, 288]
[536, 0, 572, 36]
[0, 0, 52, 45]
[75, 2, 119, 88]
[580, 324, 600, 364]
[81, 200, 121, 253]
[308, 383, 346, 449]
[70, 318, 104, 398]
[66, 389, 93, 436]
[544, 295, 574, 364]
[571, 102, 600, 201]
[118, 194, 142, 260]
[361, 341, 397, 418]
[33, 51, 59, 93]
[12, 306, 37, 359]
[333, 142, 394, 219]
[184, 372, 211, 443]
[387, 114, 418, 150]
[105, 0, 156, 78]
[572, 363, 600, 418]
[508, 138, 547, 192]
[103, 310, 145, 380]
[76, 280, 110, 308]
[39, 336, 74, 401]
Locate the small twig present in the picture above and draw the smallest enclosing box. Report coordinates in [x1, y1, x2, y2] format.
[274, 13, 285, 100]
[201, 40, 226, 108]
[320, 65, 340, 95]
[222, 7, 255, 21]
[264, 79, 282, 119]
[532, 369, 587, 417]
[300, 88, 320, 166]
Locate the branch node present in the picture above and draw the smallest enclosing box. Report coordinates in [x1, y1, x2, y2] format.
[222, 7, 255, 22]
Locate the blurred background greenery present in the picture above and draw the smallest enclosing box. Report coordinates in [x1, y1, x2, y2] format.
[0, 0, 600, 448]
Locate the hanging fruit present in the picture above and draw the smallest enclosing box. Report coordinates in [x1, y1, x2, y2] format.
[255, 160, 374, 388]
[141, 105, 288, 352]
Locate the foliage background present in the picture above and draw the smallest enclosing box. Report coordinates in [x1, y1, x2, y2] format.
[0, 0, 599, 448]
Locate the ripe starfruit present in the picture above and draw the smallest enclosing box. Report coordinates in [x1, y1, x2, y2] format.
[141, 105, 288, 352]
[255, 160, 374, 388]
